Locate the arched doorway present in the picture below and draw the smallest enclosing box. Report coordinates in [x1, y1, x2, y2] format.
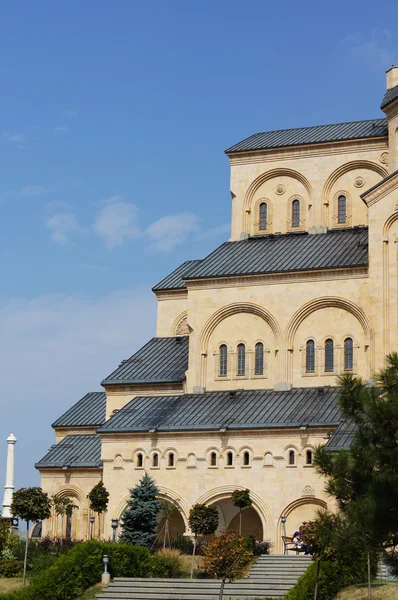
[209, 498, 263, 541]
[156, 504, 186, 545]
[277, 497, 327, 554]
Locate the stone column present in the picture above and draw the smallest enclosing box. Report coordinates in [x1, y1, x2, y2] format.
[2, 433, 17, 519]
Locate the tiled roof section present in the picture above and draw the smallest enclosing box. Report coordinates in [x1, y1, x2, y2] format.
[35, 435, 102, 469]
[381, 85, 398, 110]
[325, 420, 356, 451]
[152, 260, 202, 291]
[361, 170, 398, 198]
[225, 119, 388, 154]
[184, 228, 368, 281]
[98, 387, 341, 433]
[101, 337, 189, 386]
[52, 392, 106, 428]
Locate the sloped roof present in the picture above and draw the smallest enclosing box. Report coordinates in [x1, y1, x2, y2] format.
[183, 228, 368, 281]
[325, 420, 356, 451]
[35, 435, 102, 469]
[152, 260, 202, 291]
[52, 392, 106, 428]
[97, 387, 341, 433]
[101, 337, 189, 386]
[381, 86, 398, 110]
[361, 170, 398, 198]
[225, 119, 387, 154]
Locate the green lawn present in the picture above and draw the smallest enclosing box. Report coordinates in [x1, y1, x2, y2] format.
[0, 577, 24, 594]
[335, 581, 398, 599]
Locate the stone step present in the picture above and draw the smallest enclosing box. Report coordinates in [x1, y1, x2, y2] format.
[102, 583, 292, 590]
[96, 593, 286, 600]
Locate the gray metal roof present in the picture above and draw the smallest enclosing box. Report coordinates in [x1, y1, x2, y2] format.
[225, 119, 387, 154]
[97, 387, 342, 433]
[381, 86, 398, 110]
[361, 170, 398, 198]
[35, 435, 102, 469]
[152, 260, 202, 291]
[184, 228, 368, 281]
[325, 420, 356, 451]
[101, 337, 189, 386]
[52, 392, 106, 428]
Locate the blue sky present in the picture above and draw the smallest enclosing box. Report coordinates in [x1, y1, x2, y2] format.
[0, 0, 397, 490]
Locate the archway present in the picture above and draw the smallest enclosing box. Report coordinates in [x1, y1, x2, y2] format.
[277, 497, 327, 554]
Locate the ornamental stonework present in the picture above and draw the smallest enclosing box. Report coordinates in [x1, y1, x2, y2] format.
[354, 176, 364, 188]
[275, 184, 285, 195]
[302, 485, 315, 497]
[176, 316, 190, 336]
[380, 152, 389, 165]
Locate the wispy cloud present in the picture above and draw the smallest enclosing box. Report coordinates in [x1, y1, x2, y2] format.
[342, 28, 396, 69]
[92, 196, 142, 249]
[0, 185, 49, 203]
[54, 125, 69, 133]
[62, 109, 79, 119]
[197, 223, 231, 240]
[146, 212, 200, 252]
[47, 212, 82, 245]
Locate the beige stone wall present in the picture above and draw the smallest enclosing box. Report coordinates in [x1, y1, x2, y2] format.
[155, 292, 188, 337]
[104, 383, 185, 420]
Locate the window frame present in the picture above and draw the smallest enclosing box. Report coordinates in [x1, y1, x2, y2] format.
[219, 344, 228, 377]
[136, 453, 144, 469]
[226, 451, 234, 467]
[259, 202, 268, 231]
[236, 343, 246, 376]
[305, 339, 315, 373]
[167, 452, 175, 468]
[242, 451, 250, 467]
[338, 195, 347, 224]
[344, 337, 354, 371]
[152, 453, 159, 468]
[324, 338, 334, 373]
[288, 450, 295, 466]
[292, 199, 300, 228]
[255, 342, 264, 376]
[209, 452, 217, 467]
[306, 450, 313, 466]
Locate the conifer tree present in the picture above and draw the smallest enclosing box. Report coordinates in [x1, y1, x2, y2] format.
[119, 473, 161, 547]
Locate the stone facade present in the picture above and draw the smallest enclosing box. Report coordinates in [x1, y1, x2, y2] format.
[38, 67, 398, 552]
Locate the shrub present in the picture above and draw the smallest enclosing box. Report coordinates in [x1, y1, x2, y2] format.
[171, 533, 194, 555]
[153, 549, 183, 578]
[242, 536, 271, 556]
[0, 559, 23, 577]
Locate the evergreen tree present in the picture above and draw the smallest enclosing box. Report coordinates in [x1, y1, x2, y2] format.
[119, 474, 161, 547]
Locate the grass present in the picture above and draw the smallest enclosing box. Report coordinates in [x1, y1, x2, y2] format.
[77, 583, 105, 599]
[335, 581, 398, 599]
[0, 577, 24, 594]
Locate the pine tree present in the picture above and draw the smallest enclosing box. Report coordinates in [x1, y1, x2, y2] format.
[119, 473, 161, 547]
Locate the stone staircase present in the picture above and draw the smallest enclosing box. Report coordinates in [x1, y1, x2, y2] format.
[96, 554, 311, 600]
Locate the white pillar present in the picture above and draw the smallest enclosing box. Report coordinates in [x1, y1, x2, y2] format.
[2, 433, 17, 519]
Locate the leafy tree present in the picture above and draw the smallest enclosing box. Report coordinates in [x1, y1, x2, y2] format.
[202, 529, 253, 600]
[231, 489, 252, 535]
[313, 353, 398, 599]
[11, 487, 51, 585]
[87, 481, 109, 540]
[52, 495, 78, 541]
[0, 518, 11, 555]
[119, 474, 161, 548]
[188, 503, 219, 578]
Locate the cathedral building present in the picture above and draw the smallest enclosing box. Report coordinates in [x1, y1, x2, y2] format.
[36, 66, 398, 553]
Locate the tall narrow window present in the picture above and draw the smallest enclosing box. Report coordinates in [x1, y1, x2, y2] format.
[168, 453, 175, 467]
[237, 343, 246, 376]
[152, 453, 159, 467]
[255, 342, 264, 375]
[289, 450, 295, 465]
[226, 451, 233, 466]
[137, 453, 143, 468]
[243, 451, 250, 466]
[292, 199, 300, 227]
[306, 450, 313, 465]
[210, 452, 217, 467]
[325, 339, 334, 372]
[259, 203, 268, 231]
[219, 344, 228, 377]
[305, 340, 315, 373]
[338, 195, 347, 224]
[344, 337, 353, 371]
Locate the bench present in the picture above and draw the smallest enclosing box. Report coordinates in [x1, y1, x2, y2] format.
[282, 536, 305, 555]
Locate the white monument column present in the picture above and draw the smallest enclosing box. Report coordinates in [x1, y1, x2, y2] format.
[2, 433, 17, 519]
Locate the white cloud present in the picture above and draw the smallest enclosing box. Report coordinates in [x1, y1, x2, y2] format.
[54, 125, 69, 133]
[146, 212, 200, 252]
[47, 212, 81, 245]
[196, 222, 231, 240]
[342, 28, 396, 69]
[0, 287, 156, 486]
[62, 109, 79, 119]
[92, 196, 142, 248]
[19, 185, 48, 197]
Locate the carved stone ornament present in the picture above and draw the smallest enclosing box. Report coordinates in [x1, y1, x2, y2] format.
[275, 184, 286, 195]
[302, 485, 315, 497]
[176, 316, 189, 336]
[354, 176, 364, 188]
[380, 152, 389, 165]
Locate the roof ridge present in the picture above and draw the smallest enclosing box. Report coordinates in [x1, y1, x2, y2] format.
[249, 117, 386, 138]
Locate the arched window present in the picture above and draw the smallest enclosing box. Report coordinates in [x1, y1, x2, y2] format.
[255, 342, 264, 375]
[305, 340, 315, 373]
[306, 450, 313, 465]
[226, 451, 233, 466]
[292, 199, 300, 227]
[152, 453, 159, 467]
[338, 195, 347, 224]
[136, 453, 143, 468]
[259, 203, 268, 231]
[168, 453, 175, 467]
[219, 344, 228, 377]
[288, 450, 295, 465]
[344, 337, 353, 371]
[210, 452, 217, 467]
[325, 339, 334, 372]
[243, 451, 250, 466]
[237, 343, 246, 376]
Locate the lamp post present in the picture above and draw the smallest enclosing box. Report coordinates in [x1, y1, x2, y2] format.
[111, 518, 118, 543]
[102, 554, 110, 584]
[281, 515, 287, 537]
[90, 515, 95, 540]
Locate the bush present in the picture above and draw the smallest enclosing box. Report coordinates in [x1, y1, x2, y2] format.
[285, 552, 378, 600]
[242, 536, 271, 556]
[0, 559, 23, 577]
[171, 533, 194, 555]
[153, 549, 183, 578]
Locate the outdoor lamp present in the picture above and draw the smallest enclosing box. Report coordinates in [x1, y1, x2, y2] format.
[89, 515, 95, 540]
[102, 555, 110, 584]
[111, 518, 118, 543]
[281, 515, 287, 537]
[11, 518, 18, 528]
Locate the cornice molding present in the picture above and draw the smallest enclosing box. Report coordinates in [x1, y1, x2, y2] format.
[363, 173, 398, 207]
[104, 382, 184, 394]
[154, 290, 188, 300]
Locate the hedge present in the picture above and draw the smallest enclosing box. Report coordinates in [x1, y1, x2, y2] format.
[0, 540, 175, 600]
